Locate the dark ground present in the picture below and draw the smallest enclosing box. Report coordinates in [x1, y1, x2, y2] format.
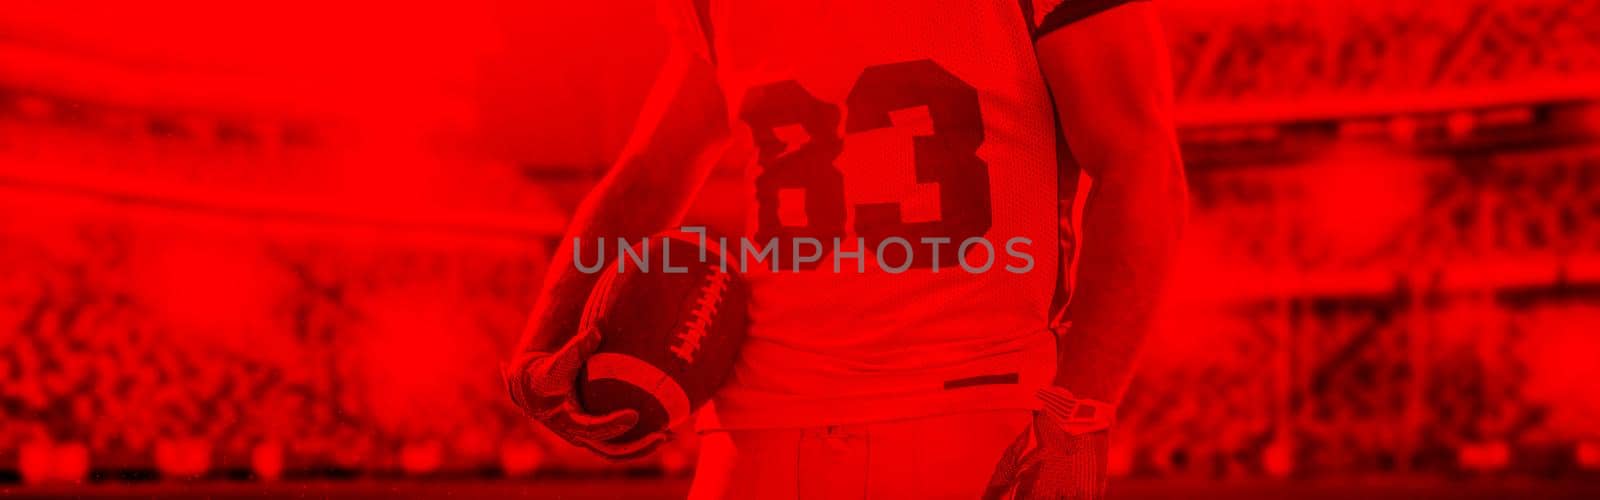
[4, 477, 1599, 499]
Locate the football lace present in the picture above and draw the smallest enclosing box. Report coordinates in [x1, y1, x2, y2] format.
[670, 268, 731, 364]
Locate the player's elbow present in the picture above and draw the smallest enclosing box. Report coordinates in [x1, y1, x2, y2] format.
[1148, 145, 1189, 231]
[1167, 155, 1190, 235]
[1088, 132, 1184, 192]
[1086, 137, 1188, 233]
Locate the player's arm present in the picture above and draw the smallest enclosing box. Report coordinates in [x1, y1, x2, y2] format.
[504, 7, 729, 458]
[1040, 0, 1185, 410]
[515, 50, 729, 355]
[985, 2, 1186, 498]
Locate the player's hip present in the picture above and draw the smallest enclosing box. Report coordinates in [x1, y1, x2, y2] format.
[703, 330, 1056, 430]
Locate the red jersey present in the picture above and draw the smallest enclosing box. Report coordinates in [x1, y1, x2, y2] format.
[660, 0, 1138, 428]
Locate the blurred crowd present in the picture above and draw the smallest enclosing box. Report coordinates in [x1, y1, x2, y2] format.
[1164, 0, 1599, 102]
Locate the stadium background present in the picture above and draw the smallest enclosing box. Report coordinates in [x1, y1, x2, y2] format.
[2, 0, 1598, 497]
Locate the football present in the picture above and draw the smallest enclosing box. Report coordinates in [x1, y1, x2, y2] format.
[577, 232, 749, 445]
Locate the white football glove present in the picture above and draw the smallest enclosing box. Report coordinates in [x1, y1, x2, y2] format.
[983, 387, 1115, 500]
[502, 325, 667, 459]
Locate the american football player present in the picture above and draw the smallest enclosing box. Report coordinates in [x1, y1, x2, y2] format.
[505, 0, 1186, 497]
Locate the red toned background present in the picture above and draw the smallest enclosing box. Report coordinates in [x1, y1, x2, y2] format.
[1, 0, 1598, 497]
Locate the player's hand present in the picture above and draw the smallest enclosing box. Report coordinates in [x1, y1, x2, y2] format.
[982, 388, 1114, 500]
[502, 326, 665, 459]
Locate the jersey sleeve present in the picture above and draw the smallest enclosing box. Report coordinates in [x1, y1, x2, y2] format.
[1024, 0, 1147, 40]
[655, 0, 717, 64]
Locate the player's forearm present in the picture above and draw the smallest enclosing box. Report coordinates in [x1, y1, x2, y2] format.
[514, 51, 730, 355]
[515, 167, 693, 354]
[1054, 141, 1186, 402]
